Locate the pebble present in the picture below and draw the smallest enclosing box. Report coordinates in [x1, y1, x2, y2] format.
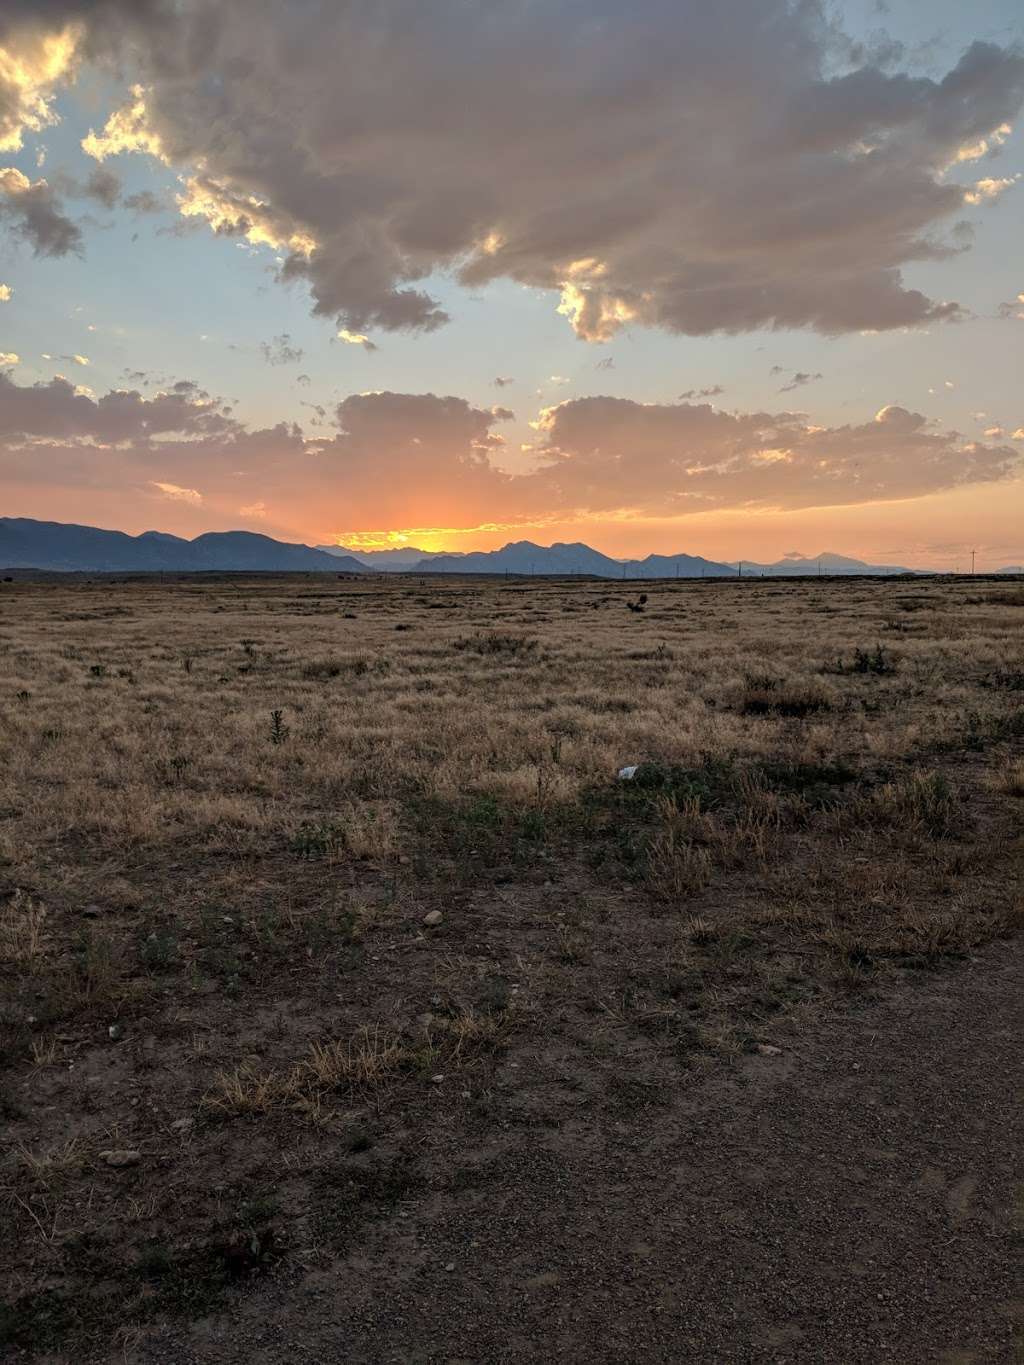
[108, 1023, 123, 1040]
[82, 904, 102, 917]
[170, 1117, 194, 1133]
[99, 1149, 141, 1168]
[445, 1263, 455, 1272]
[757, 1044, 783, 1057]
[423, 910, 443, 927]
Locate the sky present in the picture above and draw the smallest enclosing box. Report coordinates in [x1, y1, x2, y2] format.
[0, 0, 1022, 569]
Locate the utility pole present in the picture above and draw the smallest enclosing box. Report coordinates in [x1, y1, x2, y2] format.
[737, 561, 742, 578]
[971, 549, 976, 575]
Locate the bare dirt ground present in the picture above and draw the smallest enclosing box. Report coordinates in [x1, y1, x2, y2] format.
[1, 572, 1022, 1362]
[132, 934, 1024, 1365]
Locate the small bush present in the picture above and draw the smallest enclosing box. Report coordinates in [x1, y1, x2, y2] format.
[302, 658, 342, 680]
[741, 677, 834, 718]
[452, 633, 538, 658]
[829, 644, 897, 675]
[859, 771, 962, 838]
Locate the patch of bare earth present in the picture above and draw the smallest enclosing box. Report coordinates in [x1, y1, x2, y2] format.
[0, 573, 1021, 1361]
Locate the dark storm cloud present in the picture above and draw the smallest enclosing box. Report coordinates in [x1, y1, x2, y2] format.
[7, 0, 1019, 341]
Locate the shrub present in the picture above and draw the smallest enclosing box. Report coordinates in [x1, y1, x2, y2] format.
[741, 677, 834, 718]
[452, 633, 538, 658]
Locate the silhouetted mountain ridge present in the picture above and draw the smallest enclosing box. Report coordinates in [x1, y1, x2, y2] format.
[1, 520, 935, 576]
[0, 519, 366, 572]
[404, 541, 923, 577]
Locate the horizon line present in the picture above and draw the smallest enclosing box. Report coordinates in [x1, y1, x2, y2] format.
[3, 514, 1023, 572]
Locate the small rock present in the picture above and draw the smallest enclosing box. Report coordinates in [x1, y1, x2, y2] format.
[423, 910, 443, 927]
[170, 1117, 194, 1134]
[82, 903, 103, 917]
[445, 1262, 455, 1272]
[756, 1043, 783, 1057]
[431, 1074, 445, 1084]
[108, 1024, 123, 1041]
[617, 765, 639, 781]
[222, 915, 234, 925]
[99, 1150, 141, 1168]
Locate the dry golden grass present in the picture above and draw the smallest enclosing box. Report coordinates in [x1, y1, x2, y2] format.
[0, 571, 1022, 1354]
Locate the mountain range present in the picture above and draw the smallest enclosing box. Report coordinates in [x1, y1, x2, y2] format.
[5, 518, 1013, 576]
[0, 518, 365, 573]
[324, 540, 924, 577]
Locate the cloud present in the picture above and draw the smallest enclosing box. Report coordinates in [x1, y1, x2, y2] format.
[492, 376, 515, 388]
[0, 370, 236, 443]
[595, 357, 615, 371]
[151, 480, 202, 504]
[82, 164, 121, 208]
[0, 165, 81, 255]
[1, 370, 1018, 532]
[997, 292, 1024, 320]
[122, 188, 165, 214]
[0, 19, 80, 153]
[81, 83, 165, 162]
[336, 328, 377, 351]
[526, 397, 1021, 517]
[16, 0, 1014, 342]
[0, 283, 10, 300]
[779, 371, 824, 393]
[260, 334, 304, 367]
[60, 352, 90, 366]
[239, 501, 267, 518]
[963, 175, 1020, 205]
[679, 385, 725, 400]
[0, 351, 19, 366]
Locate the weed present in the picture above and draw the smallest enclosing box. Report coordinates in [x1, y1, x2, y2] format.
[858, 771, 962, 837]
[828, 644, 897, 675]
[452, 632, 538, 658]
[0, 892, 48, 965]
[290, 822, 342, 861]
[741, 677, 834, 717]
[302, 657, 343, 679]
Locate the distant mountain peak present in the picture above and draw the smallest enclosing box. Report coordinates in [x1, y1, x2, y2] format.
[0, 518, 929, 577]
[0, 518, 366, 573]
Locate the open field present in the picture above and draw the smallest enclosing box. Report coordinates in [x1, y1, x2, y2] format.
[1, 572, 1022, 1362]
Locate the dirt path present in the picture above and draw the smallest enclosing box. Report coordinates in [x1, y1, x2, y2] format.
[128, 939, 1024, 1365]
